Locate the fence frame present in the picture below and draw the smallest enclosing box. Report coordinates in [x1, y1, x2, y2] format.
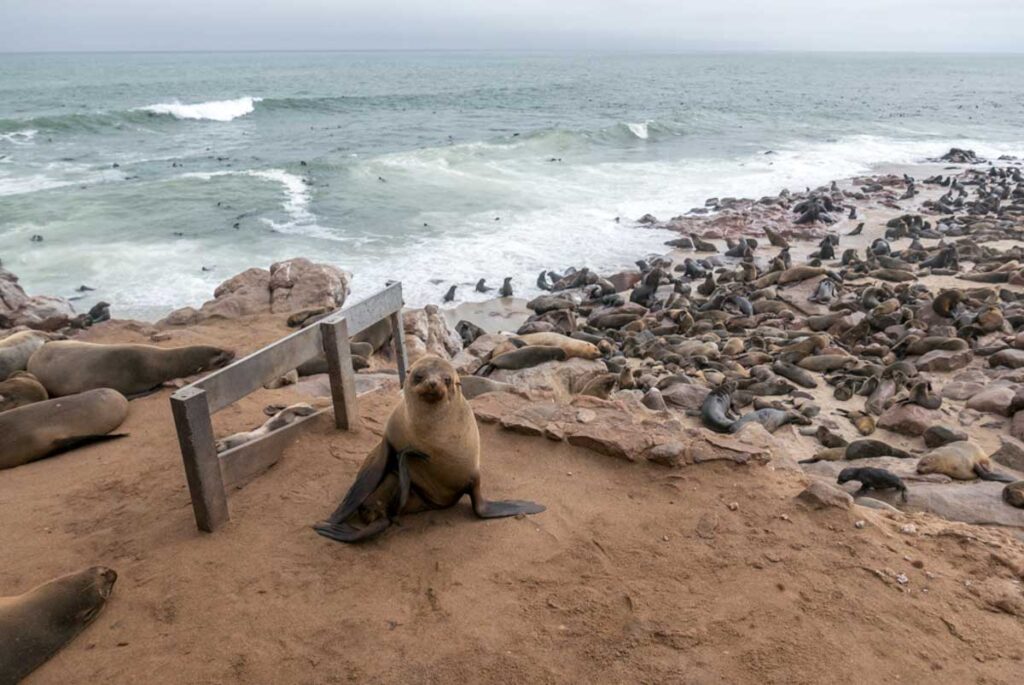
[170, 282, 407, 532]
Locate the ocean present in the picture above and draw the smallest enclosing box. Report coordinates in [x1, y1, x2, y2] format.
[1, 51, 1023, 320]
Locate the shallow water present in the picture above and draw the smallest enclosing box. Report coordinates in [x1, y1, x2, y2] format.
[1, 51, 1022, 320]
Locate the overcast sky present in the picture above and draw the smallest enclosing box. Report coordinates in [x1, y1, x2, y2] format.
[1, 0, 1021, 53]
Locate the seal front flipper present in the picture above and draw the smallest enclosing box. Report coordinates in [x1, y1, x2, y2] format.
[314, 517, 391, 543]
[322, 440, 392, 526]
[468, 477, 545, 519]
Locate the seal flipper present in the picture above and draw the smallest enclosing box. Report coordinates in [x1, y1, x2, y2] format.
[314, 517, 390, 543]
[974, 464, 1016, 483]
[322, 440, 392, 526]
[468, 476, 545, 519]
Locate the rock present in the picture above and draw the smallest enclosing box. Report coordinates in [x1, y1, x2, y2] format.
[1013, 411, 1024, 442]
[915, 349, 973, 372]
[159, 259, 350, 325]
[451, 333, 506, 375]
[855, 497, 901, 513]
[876, 404, 943, 436]
[941, 379, 986, 401]
[403, 305, 462, 362]
[490, 358, 607, 401]
[10, 295, 76, 330]
[647, 441, 686, 467]
[991, 436, 1024, 472]
[0, 268, 30, 317]
[660, 382, 710, 412]
[268, 258, 351, 314]
[990, 349, 1024, 369]
[966, 385, 1018, 416]
[923, 425, 968, 448]
[796, 480, 853, 510]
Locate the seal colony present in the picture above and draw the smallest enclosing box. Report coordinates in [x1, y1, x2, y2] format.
[4, 148, 1024, 681]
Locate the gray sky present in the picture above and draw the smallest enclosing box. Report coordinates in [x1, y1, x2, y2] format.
[1, 0, 1021, 52]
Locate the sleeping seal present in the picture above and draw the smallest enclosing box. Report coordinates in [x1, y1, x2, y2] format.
[0, 331, 49, 380]
[314, 356, 544, 542]
[917, 441, 1016, 482]
[28, 341, 234, 397]
[0, 566, 117, 684]
[0, 388, 129, 469]
[0, 371, 48, 412]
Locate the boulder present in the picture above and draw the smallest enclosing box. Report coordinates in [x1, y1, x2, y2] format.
[160, 259, 350, 325]
[1013, 410, 1024, 442]
[0, 268, 30, 317]
[10, 295, 76, 330]
[451, 333, 507, 375]
[990, 349, 1024, 369]
[876, 404, 943, 436]
[796, 480, 853, 510]
[991, 436, 1024, 473]
[403, 305, 462, 362]
[915, 349, 973, 372]
[966, 385, 1018, 417]
[490, 358, 607, 401]
[660, 382, 710, 412]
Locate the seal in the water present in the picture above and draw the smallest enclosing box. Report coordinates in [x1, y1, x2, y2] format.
[475, 279, 492, 293]
[499, 277, 514, 297]
[917, 440, 1015, 482]
[27, 341, 234, 397]
[215, 403, 316, 453]
[0, 388, 129, 470]
[0, 330, 49, 381]
[837, 467, 908, 502]
[314, 356, 545, 542]
[0, 371, 48, 412]
[0, 566, 117, 685]
[443, 285, 457, 303]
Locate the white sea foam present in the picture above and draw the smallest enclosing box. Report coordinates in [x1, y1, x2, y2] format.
[0, 129, 37, 145]
[626, 122, 649, 139]
[0, 172, 75, 197]
[138, 96, 262, 122]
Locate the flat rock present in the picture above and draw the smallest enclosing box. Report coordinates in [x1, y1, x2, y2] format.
[660, 382, 710, 411]
[915, 349, 973, 373]
[989, 348, 1024, 369]
[797, 479, 854, 510]
[490, 358, 607, 401]
[966, 385, 1018, 417]
[877, 404, 944, 436]
[992, 436, 1024, 473]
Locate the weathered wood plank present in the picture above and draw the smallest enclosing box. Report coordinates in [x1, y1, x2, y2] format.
[389, 310, 408, 387]
[195, 282, 404, 413]
[218, 406, 331, 488]
[321, 317, 360, 431]
[170, 386, 230, 532]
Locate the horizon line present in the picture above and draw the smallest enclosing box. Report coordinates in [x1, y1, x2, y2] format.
[1, 47, 1023, 56]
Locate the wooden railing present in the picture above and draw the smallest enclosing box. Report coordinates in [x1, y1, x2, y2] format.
[170, 282, 407, 532]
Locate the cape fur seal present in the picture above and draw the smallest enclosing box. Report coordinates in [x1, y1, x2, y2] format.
[28, 341, 234, 397]
[0, 388, 129, 470]
[477, 345, 567, 376]
[0, 371, 48, 412]
[917, 441, 1016, 482]
[0, 330, 49, 380]
[838, 467, 908, 502]
[0, 566, 117, 685]
[490, 332, 601, 361]
[215, 403, 316, 453]
[314, 356, 544, 542]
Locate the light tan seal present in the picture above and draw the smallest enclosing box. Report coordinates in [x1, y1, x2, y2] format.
[916, 441, 1015, 482]
[0, 330, 50, 380]
[490, 332, 601, 360]
[315, 355, 544, 542]
[0, 371, 48, 412]
[28, 341, 234, 397]
[0, 566, 117, 684]
[215, 403, 316, 453]
[0, 388, 129, 470]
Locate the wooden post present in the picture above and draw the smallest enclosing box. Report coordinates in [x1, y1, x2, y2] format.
[321, 317, 360, 430]
[170, 386, 229, 532]
[390, 310, 408, 387]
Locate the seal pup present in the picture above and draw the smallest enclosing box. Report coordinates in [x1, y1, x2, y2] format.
[499, 277, 514, 297]
[700, 382, 738, 433]
[0, 371, 48, 412]
[0, 566, 117, 685]
[837, 467, 908, 502]
[729, 407, 810, 433]
[314, 356, 544, 542]
[0, 388, 130, 470]
[917, 441, 1016, 482]
[0, 330, 49, 380]
[215, 403, 316, 453]
[28, 341, 234, 397]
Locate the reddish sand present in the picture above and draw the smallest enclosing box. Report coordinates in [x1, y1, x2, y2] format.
[2, 317, 1023, 684]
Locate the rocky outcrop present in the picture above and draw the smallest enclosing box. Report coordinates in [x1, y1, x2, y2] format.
[0, 268, 76, 330]
[160, 259, 351, 326]
[403, 305, 462, 362]
[876, 404, 943, 436]
[489, 358, 607, 401]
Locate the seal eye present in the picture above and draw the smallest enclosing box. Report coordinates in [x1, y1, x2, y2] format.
[444, 376, 452, 387]
[412, 373, 424, 384]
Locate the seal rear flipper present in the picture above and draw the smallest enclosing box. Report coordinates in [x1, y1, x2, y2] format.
[469, 477, 545, 519]
[313, 517, 391, 543]
[323, 440, 392, 525]
[49, 433, 129, 456]
[974, 464, 1016, 483]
